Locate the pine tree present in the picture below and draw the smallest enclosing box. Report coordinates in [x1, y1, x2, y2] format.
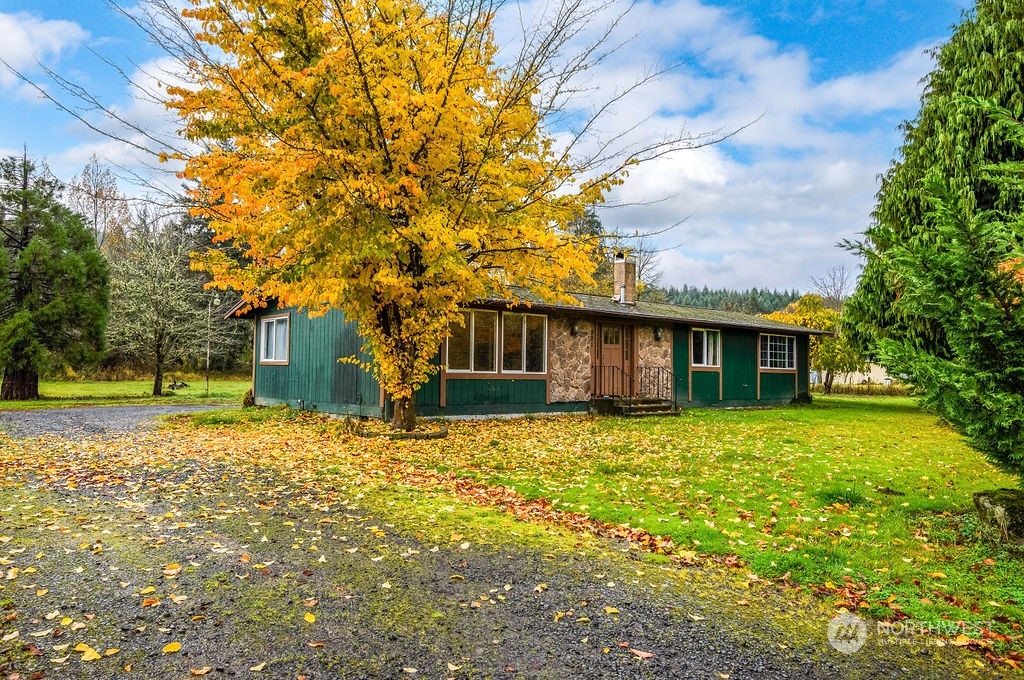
[877, 156, 1024, 477]
[0, 155, 108, 399]
[846, 0, 1024, 354]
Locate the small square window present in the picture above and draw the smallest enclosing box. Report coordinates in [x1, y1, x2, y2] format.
[760, 334, 796, 369]
[260, 315, 289, 364]
[692, 329, 720, 367]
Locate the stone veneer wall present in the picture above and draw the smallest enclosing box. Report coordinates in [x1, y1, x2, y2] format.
[548, 317, 592, 403]
[638, 325, 672, 370]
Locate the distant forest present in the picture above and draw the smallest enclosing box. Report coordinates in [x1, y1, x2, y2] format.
[663, 285, 802, 315]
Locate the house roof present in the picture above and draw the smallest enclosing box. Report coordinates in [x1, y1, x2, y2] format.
[474, 288, 830, 336]
[231, 287, 828, 335]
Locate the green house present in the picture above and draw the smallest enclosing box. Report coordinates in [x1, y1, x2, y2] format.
[240, 259, 826, 417]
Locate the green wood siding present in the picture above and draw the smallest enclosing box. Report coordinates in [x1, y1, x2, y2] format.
[672, 324, 689, 406]
[797, 335, 810, 397]
[253, 307, 380, 417]
[445, 378, 546, 411]
[760, 372, 796, 401]
[414, 358, 443, 416]
[690, 371, 720, 403]
[722, 330, 757, 401]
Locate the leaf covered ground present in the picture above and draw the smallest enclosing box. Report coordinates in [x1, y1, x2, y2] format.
[0, 399, 1017, 678]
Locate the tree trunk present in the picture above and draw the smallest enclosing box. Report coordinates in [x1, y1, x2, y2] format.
[823, 371, 834, 395]
[153, 358, 164, 397]
[1, 367, 40, 400]
[391, 395, 417, 432]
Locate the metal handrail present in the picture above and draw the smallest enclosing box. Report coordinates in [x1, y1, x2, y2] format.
[593, 365, 675, 404]
[637, 366, 674, 402]
[593, 364, 634, 403]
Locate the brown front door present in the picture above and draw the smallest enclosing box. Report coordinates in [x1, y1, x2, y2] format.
[595, 323, 633, 396]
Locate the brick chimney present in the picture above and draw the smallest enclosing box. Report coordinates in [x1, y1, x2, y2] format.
[612, 252, 636, 305]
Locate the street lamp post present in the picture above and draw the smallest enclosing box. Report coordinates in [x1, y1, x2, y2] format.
[206, 293, 222, 397]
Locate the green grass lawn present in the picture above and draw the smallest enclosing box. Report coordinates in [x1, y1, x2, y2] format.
[368, 395, 1024, 638]
[0, 376, 251, 409]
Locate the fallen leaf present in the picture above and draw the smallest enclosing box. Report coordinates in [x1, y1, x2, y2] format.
[630, 649, 654, 659]
[162, 642, 182, 654]
[533, 583, 548, 593]
[447, 662, 462, 671]
[929, 572, 947, 580]
[250, 662, 267, 671]
[104, 648, 119, 656]
[190, 668, 212, 676]
[304, 612, 316, 623]
[604, 606, 620, 615]
[163, 563, 182, 577]
[138, 586, 156, 595]
[307, 641, 326, 648]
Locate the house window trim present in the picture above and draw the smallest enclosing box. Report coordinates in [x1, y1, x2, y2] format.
[760, 333, 796, 371]
[445, 309, 499, 374]
[502, 312, 548, 375]
[691, 328, 721, 368]
[259, 314, 290, 365]
[445, 309, 549, 375]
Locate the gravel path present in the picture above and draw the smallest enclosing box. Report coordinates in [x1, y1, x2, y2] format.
[0, 408, 995, 679]
[0, 404, 227, 438]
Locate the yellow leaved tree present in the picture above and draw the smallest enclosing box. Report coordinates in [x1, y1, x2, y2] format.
[157, 0, 722, 429]
[764, 294, 866, 394]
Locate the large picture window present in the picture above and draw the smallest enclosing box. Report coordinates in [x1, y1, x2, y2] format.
[760, 334, 796, 369]
[691, 329, 720, 367]
[260, 315, 289, 364]
[446, 310, 497, 372]
[502, 313, 547, 373]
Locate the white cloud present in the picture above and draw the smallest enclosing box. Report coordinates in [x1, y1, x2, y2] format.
[529, 0, 943, 291]
[0, 12, 88, 88]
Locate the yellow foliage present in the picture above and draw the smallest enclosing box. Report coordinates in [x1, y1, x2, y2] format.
[171, 0, 613, 425]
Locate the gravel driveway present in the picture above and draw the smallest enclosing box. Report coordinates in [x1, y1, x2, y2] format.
[0, 407, 993, 679]
[0, 404, 227, 438]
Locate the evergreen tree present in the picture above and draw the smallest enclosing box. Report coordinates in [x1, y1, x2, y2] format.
[0, 155, 108, 399]
[877, 154, 1024, 477]
[845, 0, 1024, 354]
[665, 285, 800, 314]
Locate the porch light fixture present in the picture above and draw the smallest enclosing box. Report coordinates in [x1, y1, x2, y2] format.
[653, 326, 664, 342]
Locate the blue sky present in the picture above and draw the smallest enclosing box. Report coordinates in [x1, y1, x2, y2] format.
[0, 0, 971, 291]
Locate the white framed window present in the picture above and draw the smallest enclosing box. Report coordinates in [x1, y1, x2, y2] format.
[760, 334, 796, 369]
[502, 313, 547, 373]
[260, 315, 289, 364]
[691, 329, 720, 367]
[446, 310, 498, 372]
